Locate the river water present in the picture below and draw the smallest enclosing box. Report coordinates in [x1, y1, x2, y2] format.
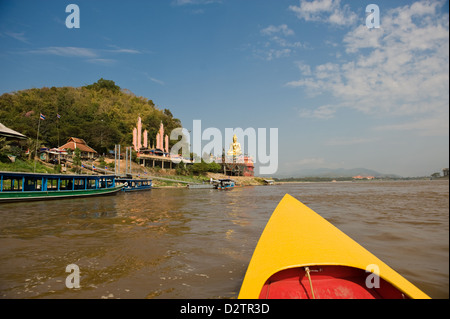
[0, 180, 448, 299]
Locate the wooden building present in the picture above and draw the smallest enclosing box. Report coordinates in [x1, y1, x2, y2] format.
[58, 137, 97, 159]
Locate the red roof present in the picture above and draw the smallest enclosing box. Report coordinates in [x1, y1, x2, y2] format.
[59, 137, 97, 154]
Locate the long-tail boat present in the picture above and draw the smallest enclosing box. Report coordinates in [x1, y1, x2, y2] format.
[116, 177, 152, 192]
[0, 171, 123, 203]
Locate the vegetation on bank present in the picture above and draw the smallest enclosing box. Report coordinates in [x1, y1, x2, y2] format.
[175, 160, 221, 176]
[0, 158, 58, 174]
[151, 174, 210, 188]
[0, 78, 182, 155]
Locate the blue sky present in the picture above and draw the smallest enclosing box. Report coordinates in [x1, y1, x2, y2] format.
[0, 0, 448, 176]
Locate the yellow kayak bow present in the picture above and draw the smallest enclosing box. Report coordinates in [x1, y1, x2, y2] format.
[239, 194, 430, 299]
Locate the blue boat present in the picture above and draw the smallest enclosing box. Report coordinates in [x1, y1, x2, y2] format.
[215, 179, 235, 190]
[0, 171, 123, 203]
[116, 178, 152, 192]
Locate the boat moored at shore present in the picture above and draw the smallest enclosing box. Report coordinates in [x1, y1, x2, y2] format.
[214, 179, 235, 190]
[0, 171, 123, 203]
[116, 178, 152, 192]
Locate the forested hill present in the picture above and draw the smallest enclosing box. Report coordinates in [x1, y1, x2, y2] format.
[0, 79, 181, 154]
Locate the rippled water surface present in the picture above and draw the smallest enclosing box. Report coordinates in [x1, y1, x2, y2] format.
[0, 180, 448, 299]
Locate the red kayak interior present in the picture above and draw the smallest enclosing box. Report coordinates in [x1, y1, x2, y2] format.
[259, 265, 409, 299]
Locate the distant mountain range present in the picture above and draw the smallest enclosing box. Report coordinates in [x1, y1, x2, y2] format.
[276, 168, 401, 178]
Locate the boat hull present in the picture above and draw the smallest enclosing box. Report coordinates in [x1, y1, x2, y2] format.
[238, 194, 430, 299]
[116, 179, 152, 192]
[0, 185, 123, 203]
[187, 184, 215, 189]
[214, 179, 235, 190]
[121, 187, 152, 192]
[215, 185, 234, 190]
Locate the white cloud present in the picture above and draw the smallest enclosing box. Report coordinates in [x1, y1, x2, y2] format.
[261, 24, 295, 37]
[325, 137, 379, 146]
[256, 24, 302, 60]
[287, 1, 449, 136]
[4, 31, 29, 44]
[343, 25, 384, 53]
[293, 157, 326, 166]
[294, 61, 312, 76]
[87, 58, 117, 65]
[289, 0, 357, 26]
[28, 47, 98, 58]
[26, 46, 142, 65]
[144, 73, 165, 86]
[296, 104, 338, 119]
[171, 0, 221, 14]
[265, 48, 292, 60]
[172, 0, 221, 6]
[374, 115, 449, 137]
[106, 47, 141, 54]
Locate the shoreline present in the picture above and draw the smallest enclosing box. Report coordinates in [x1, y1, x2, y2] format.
[152, 173, 267, 188]
[2, 159, 445, 189]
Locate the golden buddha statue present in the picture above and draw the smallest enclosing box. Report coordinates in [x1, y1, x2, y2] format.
[227, 134, 242, 156]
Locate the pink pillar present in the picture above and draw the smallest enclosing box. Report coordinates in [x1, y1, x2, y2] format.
[165, 134, 169, 153]
[132, 127, 138, 151]
[159, 122, 164, 151]
[143, 130, 148, 148]
[137, 117, 142, 151]
[156, 133, 161, 149]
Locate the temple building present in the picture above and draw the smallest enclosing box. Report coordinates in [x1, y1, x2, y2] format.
[222, 134, 254, 177]
[58, 137, 97, 159]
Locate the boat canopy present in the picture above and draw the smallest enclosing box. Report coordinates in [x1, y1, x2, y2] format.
[0, 171, 116, 192]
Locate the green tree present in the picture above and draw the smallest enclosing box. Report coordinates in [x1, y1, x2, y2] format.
[207, 161, 221, 173]
[190, 159, 218, 176]
[84, 78, 120, 93]
[175, 161, 188, 176]
[72, 148, 81, 173]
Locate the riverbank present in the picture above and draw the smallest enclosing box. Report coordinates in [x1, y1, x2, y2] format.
[0, 158, 56, 174]
[0, 158, 267, 188]
[148, 172, 266, 188]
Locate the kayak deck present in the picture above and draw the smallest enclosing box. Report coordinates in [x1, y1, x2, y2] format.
[260, 265, 406, 299]
[238, 194, 430, 299]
